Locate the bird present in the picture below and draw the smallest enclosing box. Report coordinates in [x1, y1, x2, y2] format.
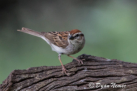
[17, 27, 85, 75]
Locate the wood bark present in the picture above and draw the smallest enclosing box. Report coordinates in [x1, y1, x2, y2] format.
[1, 54, 137, 91]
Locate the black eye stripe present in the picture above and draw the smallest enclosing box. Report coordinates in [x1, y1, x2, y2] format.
[76, 34, 79, 36]
[74, 34, 84, 37]
[81, 34, 84, 36]
[74, 34, 79, 37]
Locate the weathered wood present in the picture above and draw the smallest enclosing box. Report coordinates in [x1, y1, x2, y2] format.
[1, 54, 137, 91]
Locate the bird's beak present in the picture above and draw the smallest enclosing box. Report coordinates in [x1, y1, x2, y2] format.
[69, 35, 74, 40]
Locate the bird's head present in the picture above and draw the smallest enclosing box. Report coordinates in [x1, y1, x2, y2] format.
[68, 29, 85, 44]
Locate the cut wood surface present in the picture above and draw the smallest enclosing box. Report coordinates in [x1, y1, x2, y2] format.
[1, 54, 137, 91]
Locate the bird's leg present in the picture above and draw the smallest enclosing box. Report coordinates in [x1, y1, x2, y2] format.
[67, 55, 83, 64]
[58, 54, 67, 74]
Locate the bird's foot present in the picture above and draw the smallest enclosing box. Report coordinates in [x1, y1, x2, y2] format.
[75, 58, 83, 64]
[61, 66, 68, 75]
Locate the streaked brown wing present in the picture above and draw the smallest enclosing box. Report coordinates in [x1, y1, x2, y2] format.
[42, 31, 69, 48]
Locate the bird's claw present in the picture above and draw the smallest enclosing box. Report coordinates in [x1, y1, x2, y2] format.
[75, 59, 83, 64]
[62, 66, 68, 75]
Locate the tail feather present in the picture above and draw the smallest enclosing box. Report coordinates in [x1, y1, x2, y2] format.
[17, 27, 43, 38]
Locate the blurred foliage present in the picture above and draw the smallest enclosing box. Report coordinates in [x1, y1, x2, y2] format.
[0, 0, 137, 84]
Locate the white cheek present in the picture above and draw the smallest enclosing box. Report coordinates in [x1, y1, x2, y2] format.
[77, 37, 84, 43]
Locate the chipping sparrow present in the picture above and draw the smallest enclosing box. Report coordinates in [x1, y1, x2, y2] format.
[17, 27, 85, 75]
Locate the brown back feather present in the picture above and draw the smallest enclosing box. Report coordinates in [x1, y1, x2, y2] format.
[42, 31, 69, 48]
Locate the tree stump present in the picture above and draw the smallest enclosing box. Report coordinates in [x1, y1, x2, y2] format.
[1, 54, 137, 91]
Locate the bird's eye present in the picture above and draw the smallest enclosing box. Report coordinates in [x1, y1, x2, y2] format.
[75, 34, 79, 37]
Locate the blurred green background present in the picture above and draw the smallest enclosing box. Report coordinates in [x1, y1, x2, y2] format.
[0, 0, 137, 84]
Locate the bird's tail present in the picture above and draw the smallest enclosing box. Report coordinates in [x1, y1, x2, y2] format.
[17, 27, 43, 38]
